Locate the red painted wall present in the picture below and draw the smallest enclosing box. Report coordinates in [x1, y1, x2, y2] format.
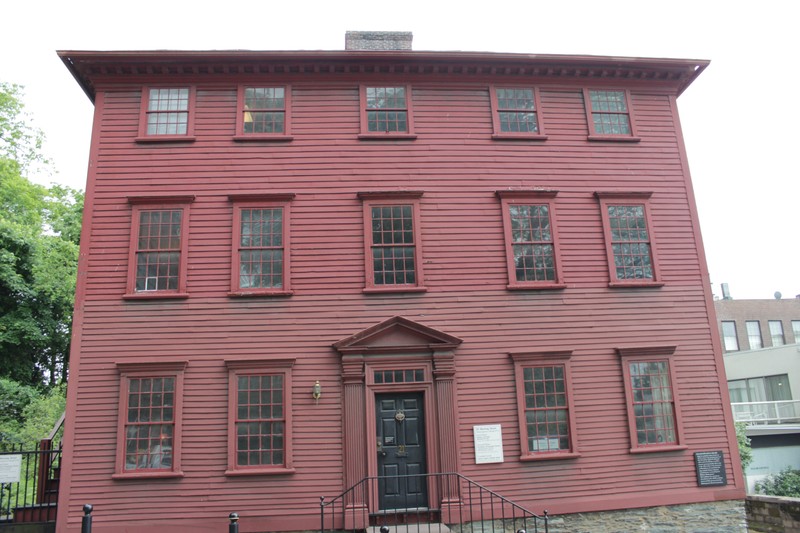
[57, 55, 743, 532]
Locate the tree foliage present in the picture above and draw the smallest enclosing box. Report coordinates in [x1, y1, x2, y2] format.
[0, 82, 82, 387]
[755, 468, 800, 498]
[735, 422, 752, 471]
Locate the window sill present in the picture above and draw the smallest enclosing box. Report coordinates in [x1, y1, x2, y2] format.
[112, 470, 184, 480]
[507, 283, 567, 291]
[123, 292, 190, 300]
[520, 452, 580, 462]
[225, 467, 296, 477]
[608, 281, 664, 289]
[233, 135, 294, 142]
[358, 133, 417, 141]
[135, 136, 196, 143]
[363, 286, 427, 294]
[587, 135, 641, 143]
[228, 290, 294, 298]
[492, 133, 548, 141]
[630, 444, 688, 454]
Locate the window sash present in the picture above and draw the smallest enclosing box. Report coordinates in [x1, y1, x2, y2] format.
[134, 209, 183, 293]
[370, 204, 417, 286]
[746, 321, 763, 349]
[522, 365, 570, 453]
[146, 88, 190, 136]
[361, 86, 413, 135]
[509, 204, 555, 283]
[496, 88, 539, 133]
[238, 208, 284, 289]
[235, 374, 285, 467]
[722, 321, 739, 351]
[589, 90, 632, 135]
[607, 204, 653, 280]
[124, 376, 176, 471]
[793, 321, 800, 343]
[225, 359, 294, 474]
[769, 320, 785, 346]
[628, 360, 677, 446]
[243, 87, 286, 134]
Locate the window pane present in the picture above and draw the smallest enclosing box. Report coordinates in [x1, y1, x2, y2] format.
[146, 88, 189, 135]
[124, 377, 176, 470]
[235, 374, 285, 466]
[628, 360, 676, 446]
[238, 208, 284, 289]
[721, 321, 739, 351]
[589, 90, 631, 135]
[769, 320, 785, 346]
[607, 205, 653, 280]
[366, 87, 408, 132]
[523, 365, 570, 453]
[746, 321, 762, 349]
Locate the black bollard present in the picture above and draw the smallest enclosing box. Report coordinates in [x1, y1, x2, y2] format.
[81, 504, 93, 533]
[229, 512, 240, 533]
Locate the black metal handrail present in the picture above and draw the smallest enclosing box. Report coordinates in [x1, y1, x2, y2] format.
[321, 472, 548, 533]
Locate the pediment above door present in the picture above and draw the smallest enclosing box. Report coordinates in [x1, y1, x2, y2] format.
[333, 316, 462, 356]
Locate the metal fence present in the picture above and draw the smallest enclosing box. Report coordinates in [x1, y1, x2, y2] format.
[0, 440, 61, 523]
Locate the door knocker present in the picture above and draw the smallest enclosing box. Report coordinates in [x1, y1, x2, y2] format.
[395, 409, 406, 422]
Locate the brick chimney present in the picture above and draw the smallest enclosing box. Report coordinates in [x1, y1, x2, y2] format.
[345, 31, 413, 51]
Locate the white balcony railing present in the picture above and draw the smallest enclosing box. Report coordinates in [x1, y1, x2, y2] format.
[731, 400, 800, 425]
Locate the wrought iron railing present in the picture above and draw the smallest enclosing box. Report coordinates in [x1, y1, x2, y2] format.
[731, 400, 800, 425]
[321, 473, 548, 533]
[0, 440, 62, 523]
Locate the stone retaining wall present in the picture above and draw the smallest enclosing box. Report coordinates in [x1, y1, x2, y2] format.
[746, 494, 800, 532]
[544, 500, 746, 532]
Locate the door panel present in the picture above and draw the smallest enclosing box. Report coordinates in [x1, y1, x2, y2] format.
[376, 392, 427, 510]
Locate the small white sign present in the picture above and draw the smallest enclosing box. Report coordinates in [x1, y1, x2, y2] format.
[0, 455, 23, 483]
[473, 424, 504, 464]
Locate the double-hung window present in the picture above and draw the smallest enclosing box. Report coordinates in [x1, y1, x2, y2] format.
[229, 194, 294, 296]
[114, 361, 186, 478]
[596, 192, 661, 287]
[617, 346, 685, 453]
[138, 87, 195, 140]
[497, 190, 564, 289]
[359, 191, 425, 292]
[584, 89, 639, 140]
[126, 196, 194, 298]
[359, 85, 415, 138]
[235, 86, 292, 140]
[746, 321, 763, 350]
[793, 321, 800, 344]
[721, 321, 739, 352]
[225, 359, 295, 475]
[511, 351, 578, 460]
[769, 320, 785, 346]
[490, 86, 546, 139]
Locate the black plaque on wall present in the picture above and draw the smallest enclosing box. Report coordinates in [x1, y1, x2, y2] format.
[694, 451, 727, 487]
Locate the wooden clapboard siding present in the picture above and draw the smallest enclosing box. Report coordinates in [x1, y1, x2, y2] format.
[57, 51, 741, 533]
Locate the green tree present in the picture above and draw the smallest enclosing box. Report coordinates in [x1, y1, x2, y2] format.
[0, 82, 82, 387]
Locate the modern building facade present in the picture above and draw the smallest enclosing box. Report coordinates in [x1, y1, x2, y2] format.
[716, 294, 800, 492]
[56, 34, 744, 532]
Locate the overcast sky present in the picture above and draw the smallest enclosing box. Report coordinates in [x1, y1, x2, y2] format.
[2, 0, 797, 301]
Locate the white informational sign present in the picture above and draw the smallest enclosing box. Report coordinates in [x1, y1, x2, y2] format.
[473, 424, 504, 464]
[0, 454, 23, 483]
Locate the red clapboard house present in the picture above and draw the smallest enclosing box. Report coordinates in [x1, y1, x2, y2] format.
[56, 32, 744, 532]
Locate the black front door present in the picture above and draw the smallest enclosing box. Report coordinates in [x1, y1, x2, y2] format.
[376, 392, 427, 510]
